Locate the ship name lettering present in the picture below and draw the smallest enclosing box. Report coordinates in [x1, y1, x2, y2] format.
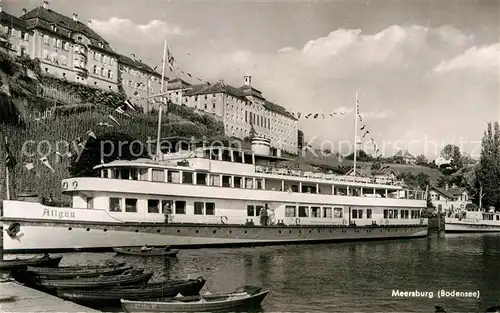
[42, 208, 76, 219]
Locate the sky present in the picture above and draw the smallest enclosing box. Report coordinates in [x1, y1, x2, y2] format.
[5, 0, 500, 159]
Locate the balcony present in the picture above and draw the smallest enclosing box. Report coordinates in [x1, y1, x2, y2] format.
[73, 44, 87, 56]
[73, 61, 88, 75]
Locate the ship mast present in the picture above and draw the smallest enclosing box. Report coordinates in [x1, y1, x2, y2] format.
[156, 40, 168, 158]
[352, 91, 359, 176]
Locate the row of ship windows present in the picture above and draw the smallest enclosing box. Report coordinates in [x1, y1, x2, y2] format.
[106, 197, 216, 216]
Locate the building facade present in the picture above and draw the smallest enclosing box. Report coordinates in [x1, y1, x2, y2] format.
[169, 75, 298, 154]
[429, 185, 472, 214]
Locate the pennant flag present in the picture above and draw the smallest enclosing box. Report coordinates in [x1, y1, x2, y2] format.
[98, 122, 113, 128]
[371, 137, 374, 142]
[40, 156, 55, 172]
[297, 112, 301, 119]
[187, 73, 192, 78]
[339, 112, 346, 115]
[4, 137, 16, 170]
[321, 114, 325, 119]
[305, 113, 312, 119]
[313, 113, 319, 119]
[24, 162, 34, 171]
[167, 47, 175, 71]
[115, 106, 131, 118]
[363, 130, 370, 138]
[124, 99, 137, 111]
[108, 114, 120, 126]
[376, 149, 380, 153]
[87, 130, 97, 139]
[360, 125, 366, 131]
[133, 90, 139, 97]
[55, 151, 63, 162]
[359, 115, 363, 122]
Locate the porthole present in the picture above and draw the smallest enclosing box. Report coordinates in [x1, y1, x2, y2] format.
[244, 230, 247, 234]
[278, 230, 282, 234]
[103, 229, 107, 232]
[289, 230, 292, 234]
[157, 229, 161, 233]
[177, 229, 180, 233]
[86, 228, 90, 231]
[68, 227, 72, 231]
[196, 230, 199, 233]
[135, 229, 139, 233]
[213, 230, 216, 234]
[317, 229, 321, 233]
[308, 230, 312, 233]
[229, 230, 232, 234]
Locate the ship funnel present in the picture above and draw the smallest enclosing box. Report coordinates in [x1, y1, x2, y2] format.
[251, 136, 271, 156]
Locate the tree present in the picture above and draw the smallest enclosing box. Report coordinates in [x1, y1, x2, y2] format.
[397, 172, 430, 190]
[440, 144, 463, 169]
[371, 160, 382, 170]
[415, 154, 428, 165]
[345, 150, 373, 162]
[68, 131, 149, 177]
[476, 122, 500, 209]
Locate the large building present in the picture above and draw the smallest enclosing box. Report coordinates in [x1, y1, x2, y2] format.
[1, 2, 298, 153]
[168, 75, 298, 154]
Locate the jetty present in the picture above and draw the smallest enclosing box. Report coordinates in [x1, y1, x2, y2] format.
[0, 280, 101, 312]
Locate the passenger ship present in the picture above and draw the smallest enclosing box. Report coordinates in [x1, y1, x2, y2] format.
[2, 135, 428, 253]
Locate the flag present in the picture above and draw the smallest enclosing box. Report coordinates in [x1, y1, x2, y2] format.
[305, 113, 312, 119]
[40, 156, 55, 172]
[313, 113, 319, 119]
[339, 112, 346, 115]
[55, 151, 63, 162]
[108, 114, 120, 126]
[133, 90, 139, 97]
[124, 99, 137, 111]
[360, 125, 366, 131]
[24, 162, 34, 171]
[297, 112, 301, 119]
[4, 137, 16, 169]
[87, 130, 97, 139]
[321, 114, 325, 119]
[363, 130, 370, 138]
[167, 47, 175, 71]
[115, 106, 131, 118]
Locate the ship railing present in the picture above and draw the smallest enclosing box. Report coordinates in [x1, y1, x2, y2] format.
[255, 165, 405, 186]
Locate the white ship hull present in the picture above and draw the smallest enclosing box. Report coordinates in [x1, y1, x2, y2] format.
[2, 221, 428, 253]
[445, 222, 500, 233]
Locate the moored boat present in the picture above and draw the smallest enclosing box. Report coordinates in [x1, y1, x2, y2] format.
[445, 208, 500, 233]
[0, 254, 62, 271]
[57, 275, 206, 305]
[35, 268, 152, 289]
[114, 246, 179, 257]
[120, 285, 269, 312]
[27, 264, 132, 279]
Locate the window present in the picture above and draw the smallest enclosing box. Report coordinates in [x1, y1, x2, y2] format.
[352, 209, 358, 219]
[86, 197, 94, 209]
[152, 169, 165, 182]
[175, 201, 186, 214]
[323, 207, 333, 218]
[384, 209, 389, 219]
[194, 202, 204, 215]
[93, 65, 98, 74]
[125, 198, 137, 212]
[56, 39, 62, 48]
[109, 197, 121, 212]
[222, 175, 231, 187]
[298, 206, 308, 217]
[245, 178, 254, 188]
[196, 173, 207, 185]
[393, 209, 398, 219]
[148, 199, 160, 213]
[359, 209, 363, 219]
[256, 179, 263, 189]
[309, 206, 320, 218]
[108, 71, 112, 79]
[139, 168, 148, 181]
[247, 205, 255, 216]
[64, 42, 70, 50]
[182, 172, 193, 184]
[209, 174, 220, 186]
[206, 202, 215, 215]
[233, 176, 242, 188]
[285, 205, 296, 217]
[44, 35, 49, 45]
[367, 209, 372, 219]
[120, 169, 130, 180]
[162, 200, 173, 214]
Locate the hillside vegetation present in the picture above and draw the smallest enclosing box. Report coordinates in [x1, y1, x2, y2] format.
[0, 53, 227, 203]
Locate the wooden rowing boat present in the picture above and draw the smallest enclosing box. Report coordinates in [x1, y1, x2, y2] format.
[0, 254, 62, 271]
[57, 276, 206, 305]
[27, 264, 132, 279]
[114, 247, 179, 257]
[35, 269, 152, 289]
[121, 285, 269, 312]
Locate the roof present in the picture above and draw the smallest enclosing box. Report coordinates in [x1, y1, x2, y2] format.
[395, 150, 415, 158]
[118, 54, 160, 76]
[430, 186, 456, 199]
[20, 6, 114, 53]
[240, 85, 265, 100]
[263, 100, 297, 121]
[0, 11, 28, 31]
[447, 187, 468, 197]
[184, 82, 248, 101]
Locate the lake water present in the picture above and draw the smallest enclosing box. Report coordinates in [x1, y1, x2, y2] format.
[30, 233, 500, 312]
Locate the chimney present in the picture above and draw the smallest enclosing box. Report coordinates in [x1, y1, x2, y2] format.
[131, 53, 136, 61]
[244, 74, 251, 87]
[72, 13, 78, 22]
[445, 183, 449, 191]
[87, 20, 92, 27]
[22, 8, 27, 14]
[42, 1, 49, 9]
